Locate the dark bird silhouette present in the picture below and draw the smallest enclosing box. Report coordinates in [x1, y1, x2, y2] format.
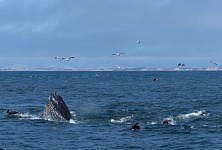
[65, 57, 75, 61]
[210, 61, 218, 65]
[177, 63, 185, 67]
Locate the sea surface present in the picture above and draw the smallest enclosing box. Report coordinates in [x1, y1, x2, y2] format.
[0, 71, 222, 150]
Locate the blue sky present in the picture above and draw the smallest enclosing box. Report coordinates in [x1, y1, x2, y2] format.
[0, 0, 221, 69]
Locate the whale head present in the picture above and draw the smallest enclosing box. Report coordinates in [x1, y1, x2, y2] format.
[42, 93, 71, 121]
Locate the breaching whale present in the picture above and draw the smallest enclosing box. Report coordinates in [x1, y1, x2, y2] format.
[41, 93, 71, 122]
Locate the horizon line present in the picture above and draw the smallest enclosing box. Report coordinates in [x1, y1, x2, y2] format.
[0, 67, 221, 71]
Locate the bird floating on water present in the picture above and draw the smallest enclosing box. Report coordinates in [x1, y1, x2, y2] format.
[55, 56, 75, 61]
[153, 78, 160, 82]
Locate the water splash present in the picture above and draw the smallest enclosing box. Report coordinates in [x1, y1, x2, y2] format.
[18, 112, 41, 120]
[110, 115, 134, 123]
[161, 116, 176, 125]
[177, 110, 207, 119]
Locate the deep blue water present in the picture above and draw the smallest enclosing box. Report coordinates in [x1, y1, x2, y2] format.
[1, 71, 222, 150]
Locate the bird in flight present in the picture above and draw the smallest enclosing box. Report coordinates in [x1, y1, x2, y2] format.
[112, 53, 125, 56]
[137, 40, 143, 44]
[210, 61, 218, 65]
[114, 66, 123, 70]
[55, 56, 75, 61]
[177, 63, 185, 67]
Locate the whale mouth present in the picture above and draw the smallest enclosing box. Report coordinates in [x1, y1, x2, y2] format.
[42, 93, 71, 121]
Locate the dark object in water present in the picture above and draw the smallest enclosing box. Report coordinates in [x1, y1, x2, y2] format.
[153, 78, 160, 82]
[6, 109, 20, 116]
[131, 123, 141, 130]
[161, 118, 173, 125]
[41, 93, 71, 122]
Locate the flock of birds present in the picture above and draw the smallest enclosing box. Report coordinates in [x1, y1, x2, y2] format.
[54, 40, 219, 70]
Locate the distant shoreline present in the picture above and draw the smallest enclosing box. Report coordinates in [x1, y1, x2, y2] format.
[0, 67, 221, 71]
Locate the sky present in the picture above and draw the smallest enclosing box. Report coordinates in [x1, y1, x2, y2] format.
[0, 0, 222, 70]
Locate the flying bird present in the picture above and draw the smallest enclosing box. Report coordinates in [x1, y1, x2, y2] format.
[55, 57, 64, 61]
[55, 56, 75, 61]
[210, 61, 218, 65]
[177, 63, 185, 67]
[137, 40, 143, 44]
[65, 56, 75, 61]
[112, 53, 125, 56]
[113, 66, 123, 70]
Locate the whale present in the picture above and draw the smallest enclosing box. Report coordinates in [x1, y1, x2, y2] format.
[41, 93, 71, 122]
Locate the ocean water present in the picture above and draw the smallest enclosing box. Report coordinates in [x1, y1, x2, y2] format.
[0, 71, 222, 150]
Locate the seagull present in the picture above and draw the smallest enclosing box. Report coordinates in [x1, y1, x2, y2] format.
[95, 73, 100, 77]
[55, 56, 75, 61]
[210, 61, 218, 65]
[112, 53, 125, 56]
[55, 57, 64, 61]
[65, 56, 75, 61]
[137, 40, 143, 44]
[116, 66, 122, 69]
[177, 63, 185, 67]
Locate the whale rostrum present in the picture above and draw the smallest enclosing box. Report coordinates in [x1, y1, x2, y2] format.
[41, 93, 71, 122]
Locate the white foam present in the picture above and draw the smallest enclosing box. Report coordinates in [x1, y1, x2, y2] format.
[18, 112, 41, 120]
[70, 111, 76, 117]
[147, 121, 158, 125]
[69, 119, 80, 124]
[177, 110, 206, 119]
[110, 115, 134, 123]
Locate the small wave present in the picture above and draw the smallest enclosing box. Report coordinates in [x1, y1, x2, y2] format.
[147, 121, 158, 125]
[18, 112, 41, 120]
[110, 115, 134, 123]
[177, 110, 206, 119]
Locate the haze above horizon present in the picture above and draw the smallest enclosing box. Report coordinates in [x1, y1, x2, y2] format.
[0, 0, 221, 69]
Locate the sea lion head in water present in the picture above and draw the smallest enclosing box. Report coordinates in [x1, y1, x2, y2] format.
[6, 109, 20, 116]
[131, 123, 141, 130]
[161, 117, 174, 125]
